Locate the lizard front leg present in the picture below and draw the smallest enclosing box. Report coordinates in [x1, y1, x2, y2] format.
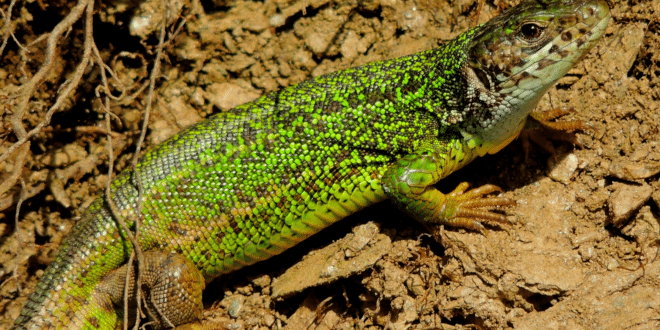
[382, 151, 515, 232]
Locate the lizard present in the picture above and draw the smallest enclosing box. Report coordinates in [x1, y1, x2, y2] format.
[12, 0, 610, 329]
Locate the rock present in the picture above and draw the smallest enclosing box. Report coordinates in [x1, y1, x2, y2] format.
[607, 182, 653, 226]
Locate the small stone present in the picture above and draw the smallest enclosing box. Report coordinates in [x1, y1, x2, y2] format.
[547, 153, 579, 184]
[129, 0, 185, 39]
[340, 31, 362, 59]
[263, 313, 275, 327]
[227, 295, 245, 318]
[224, 33, 238, 53]
[269, 14, 286, 27]
[305, 32, 330, 55]
[609, 160, 660, 181]
[225, 53, 257, 73]
[251, 274, 271, 288]
[191, 87, 205, 107]
[608, 182, 653, 226]
[606, 258, 619, 271]
[45, 144, 88, 167]
[578, 244, 595, 262]
[243, 12, 269, 32]
[205, 82, 261, 111]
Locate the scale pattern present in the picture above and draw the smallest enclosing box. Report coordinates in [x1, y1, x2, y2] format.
[13, 0, 610, 329]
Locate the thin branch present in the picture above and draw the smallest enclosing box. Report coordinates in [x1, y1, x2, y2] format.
[91, 37, 137, 330]
[10, 0, 87, 140]
[0, 0, 93, 200]
[0, 0, 22, 56]
[0, 143, 28, 201]
[11, 178, 27, 293]
[128, 1, 171, 327]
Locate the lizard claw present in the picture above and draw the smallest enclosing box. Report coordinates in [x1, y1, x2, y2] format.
[521, 107, 594, 161]
[440, 183, 516, 232]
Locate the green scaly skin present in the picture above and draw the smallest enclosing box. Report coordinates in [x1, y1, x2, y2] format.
[13, 0, 610, 329]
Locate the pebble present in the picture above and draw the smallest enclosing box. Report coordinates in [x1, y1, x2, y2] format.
[547, 153, 579, 184]
[608, 182, 653, 226]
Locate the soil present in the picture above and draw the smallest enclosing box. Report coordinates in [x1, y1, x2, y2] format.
[1, 0, 659, 329]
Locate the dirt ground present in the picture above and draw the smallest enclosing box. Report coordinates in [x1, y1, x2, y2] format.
[1, 0, 659, 329]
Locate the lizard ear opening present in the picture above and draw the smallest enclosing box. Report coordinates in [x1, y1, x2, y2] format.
[470, 66, 494, 92]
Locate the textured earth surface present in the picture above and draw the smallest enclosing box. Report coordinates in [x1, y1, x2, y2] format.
[1, 0, 659, 329]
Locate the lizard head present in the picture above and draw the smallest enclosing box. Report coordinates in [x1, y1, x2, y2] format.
[455, 0, 610, 154]
[465, 0, 610, 99]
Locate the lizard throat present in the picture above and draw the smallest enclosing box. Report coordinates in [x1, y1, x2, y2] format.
[456, 64, 531, 156]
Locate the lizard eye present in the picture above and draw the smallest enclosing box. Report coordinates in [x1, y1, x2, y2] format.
[519, 23, 544, 41]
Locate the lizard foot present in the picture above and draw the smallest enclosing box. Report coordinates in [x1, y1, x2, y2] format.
[520, 107, 594, 161]
[438, 182, 516, 232]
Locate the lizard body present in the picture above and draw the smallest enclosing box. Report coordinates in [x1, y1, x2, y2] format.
[12, 0, 610, 329]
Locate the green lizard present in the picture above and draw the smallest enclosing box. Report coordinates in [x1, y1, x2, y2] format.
[12, 0, 610, 329]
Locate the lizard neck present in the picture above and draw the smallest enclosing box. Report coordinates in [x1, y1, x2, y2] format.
[417, 35, 535, 158]
[455, 63, 543, 157]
